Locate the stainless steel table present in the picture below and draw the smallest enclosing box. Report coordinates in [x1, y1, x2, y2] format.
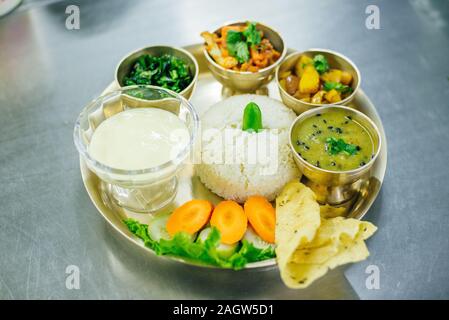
[1, 0, 448, 299]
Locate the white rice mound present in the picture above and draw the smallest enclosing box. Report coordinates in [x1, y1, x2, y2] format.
[196, 94, 301, 203]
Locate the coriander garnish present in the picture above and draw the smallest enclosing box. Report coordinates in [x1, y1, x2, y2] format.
[326, 137, 358, 156]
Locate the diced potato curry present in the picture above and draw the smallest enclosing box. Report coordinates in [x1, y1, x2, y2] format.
[279, 54, 354, 104]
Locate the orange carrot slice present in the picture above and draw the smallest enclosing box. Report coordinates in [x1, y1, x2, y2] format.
[166, 199, 213, 237]
[244, 196, 275, 243]
[210, 200, 247, 245]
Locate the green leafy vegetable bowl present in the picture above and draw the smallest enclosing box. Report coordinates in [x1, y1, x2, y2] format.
[115, 45, 199, 100]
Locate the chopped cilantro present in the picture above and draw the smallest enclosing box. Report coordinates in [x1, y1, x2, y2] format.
[323, 81, 353, 94]
[326, 137, 358, 156]
[313, 54, 330, 74]
[226, 21, 261, 64]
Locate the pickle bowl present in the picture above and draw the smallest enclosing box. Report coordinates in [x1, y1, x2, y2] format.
[73, 85, 200, 213]
[202, 20, 287, 96]
[289, 105, 381, 206]
[276, 49, 361, 114]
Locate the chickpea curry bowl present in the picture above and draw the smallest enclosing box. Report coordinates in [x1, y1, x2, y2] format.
[201, 21, 282, 72]
[201, 21, 286, 93]
[276, 49, 360, 114]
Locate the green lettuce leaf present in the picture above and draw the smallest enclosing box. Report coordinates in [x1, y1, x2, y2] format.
[124, 219, 276, 270]
[124, 218, 156, 247]
[238, 240, 276, 263]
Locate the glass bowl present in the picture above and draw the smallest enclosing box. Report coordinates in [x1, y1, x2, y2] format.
[74, 85, 200, 213]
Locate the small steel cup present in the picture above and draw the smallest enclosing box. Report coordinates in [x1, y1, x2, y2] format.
[203, 21, 287, 95]
[115, 45, 199, 100]
[289, 105, 381, 205]
[277, 49, 361, 114]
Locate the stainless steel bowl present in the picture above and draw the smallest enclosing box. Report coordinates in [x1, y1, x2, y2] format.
[277, 49, 361, 114]
[115, 45, 199, 100]
[203, 21, 287, 94]
[289, 105, 381, 205]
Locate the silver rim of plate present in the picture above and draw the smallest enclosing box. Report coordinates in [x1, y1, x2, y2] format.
[79, 44, 388, 270]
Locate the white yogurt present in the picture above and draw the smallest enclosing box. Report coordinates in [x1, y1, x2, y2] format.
[89, 108, 189, 171]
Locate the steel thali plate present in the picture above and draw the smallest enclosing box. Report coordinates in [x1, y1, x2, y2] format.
[80, 44, 388, 270]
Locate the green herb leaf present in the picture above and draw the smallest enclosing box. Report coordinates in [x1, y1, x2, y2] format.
[242, 102, 263, 133]
[326, 137, 358, 156]
[234, 42, 250, 63]
[226, 22, 261, 64]
[226, 31, 250, 63]
[243, 21, 261, 47]
[313, 54, 330, 74]
[323, 81, 353, 94]
[226, 30, 243, 45]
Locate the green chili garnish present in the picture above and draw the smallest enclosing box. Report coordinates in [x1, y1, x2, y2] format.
[242, 102, 263, 133]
